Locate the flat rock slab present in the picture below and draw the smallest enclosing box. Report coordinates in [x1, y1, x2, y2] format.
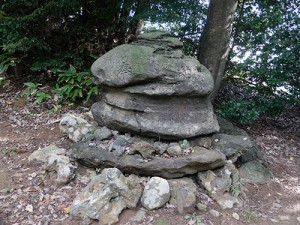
[72, 142, 226, 179]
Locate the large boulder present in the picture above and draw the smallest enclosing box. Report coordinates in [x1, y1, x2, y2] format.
[91, 30, 219, 139]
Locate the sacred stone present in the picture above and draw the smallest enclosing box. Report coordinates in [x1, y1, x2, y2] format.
[91, 30, 219, 139]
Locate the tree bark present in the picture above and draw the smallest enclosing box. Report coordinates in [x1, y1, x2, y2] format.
[198, 0, 238, 100]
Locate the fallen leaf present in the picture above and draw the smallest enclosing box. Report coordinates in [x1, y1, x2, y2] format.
[63, 207, 71, 213]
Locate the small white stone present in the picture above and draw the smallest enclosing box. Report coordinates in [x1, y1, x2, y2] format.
[232, 212, 239, 220]
[278, 215, 290, 221]
[273, 202, 282, 208]
[25, 204, 33, 212]
[296, 217, 300, 222]
[270, 218, 278, 223]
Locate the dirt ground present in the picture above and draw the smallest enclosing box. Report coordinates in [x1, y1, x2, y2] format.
[0, 86, 299, 225]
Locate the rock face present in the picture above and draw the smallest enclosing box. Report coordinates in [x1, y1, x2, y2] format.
[71, 168, 142, 225]
[72, 141, 226, 179]
[141, 177, 170, 210]
[91, 30, 219, 139]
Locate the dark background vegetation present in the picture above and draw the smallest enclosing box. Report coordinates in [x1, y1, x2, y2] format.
[0, 0, 299, 124]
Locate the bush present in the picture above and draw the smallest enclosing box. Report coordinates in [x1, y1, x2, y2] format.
[54, 65, 99, 103]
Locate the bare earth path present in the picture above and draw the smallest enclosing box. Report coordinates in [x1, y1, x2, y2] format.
[0, 87, 299, 225]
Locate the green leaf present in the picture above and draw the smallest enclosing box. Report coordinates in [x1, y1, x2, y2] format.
[69, 64, 76, 73]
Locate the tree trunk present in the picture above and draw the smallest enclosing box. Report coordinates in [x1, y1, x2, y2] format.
[198, 0, 238, 100]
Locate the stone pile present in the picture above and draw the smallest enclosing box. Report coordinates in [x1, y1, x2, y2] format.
[91, 30, 219, 139]
[26, 113, 273, 225]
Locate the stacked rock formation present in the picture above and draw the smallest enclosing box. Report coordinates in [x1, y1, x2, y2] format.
[91, 30, 219, 139]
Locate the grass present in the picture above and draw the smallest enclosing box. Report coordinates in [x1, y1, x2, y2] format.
[230, 179, 244, 197]
[243, 209, 259, 222]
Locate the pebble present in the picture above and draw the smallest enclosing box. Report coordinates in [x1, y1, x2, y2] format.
[232, 212, 239, 220]
[209, 209, 220, 218]
[278, 215, 290, 221]
[273, 202, 282, 208]
[270, 218, 278, 223]
[297, 217, 300, 222]
[197, 203, 207, 211]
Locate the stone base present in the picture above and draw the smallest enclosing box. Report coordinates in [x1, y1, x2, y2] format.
[92, 89, 219, 140]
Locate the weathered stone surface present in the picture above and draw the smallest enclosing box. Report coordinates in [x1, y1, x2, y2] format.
[217, 116, 249, 136]
[191, 136, 212, 148]
[212, 134, 254, 162]
[28, 145, 66, 162]
[46, 154, 75, 185]
[167, 143, 182, 156]
[60, 114, 95, 142]
[154, 216, 172, 225]
[72, 141, 226, 178]
[128, 139, 154, 159]
[131, 209, 146, 222]
[28, 145, 75, 185]
[197, 162, 239, 209]
[168, 178, 197, 214]
[154, 142, 168, 155]
[71, 168, 142, 225]
[141, 177, 170, 210]
[210, 209, 220, 218]
[196, 203, 207, 211]
[91, 30, 219, 139]
[239, 160, 272, 184]
[94, 126, 112, 141]
[214, 193, 238, 209]
[110, 135, 131, 156]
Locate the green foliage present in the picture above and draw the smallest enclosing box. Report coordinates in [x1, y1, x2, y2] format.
[22, 65, 99, 105]
[49, 104, 62, 113]
[230, 179, 244, 197]
[0, 76, 10, 88]
[243, 210, 258, 222]
[217, 98, 261, 124]
[22, 82, 41, 97]
[184, 213, 201, 225]
[54, 65, 99, 103]
[224, 0, 300, 121]
[22, 82, 52, 103]
[34, 92, 52, 103]
[0, 53, 17, 74]
[1, 149, 16, 159]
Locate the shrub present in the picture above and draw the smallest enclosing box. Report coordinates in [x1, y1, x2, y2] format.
[54, 65, 99, 103]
